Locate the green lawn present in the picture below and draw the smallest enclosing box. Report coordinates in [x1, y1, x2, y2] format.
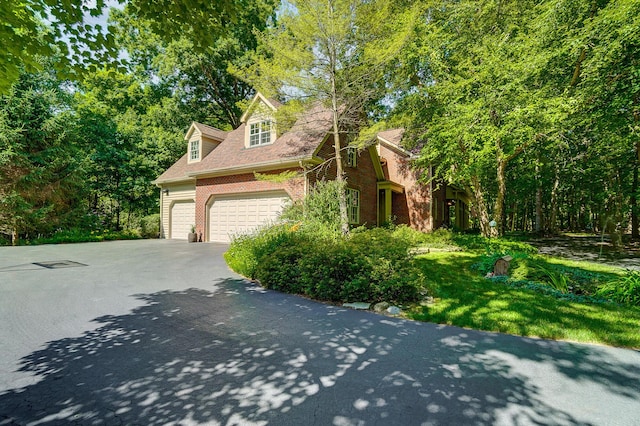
[408, 251, 640, 349]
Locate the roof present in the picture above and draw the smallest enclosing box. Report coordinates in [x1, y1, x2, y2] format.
[189, 122, 228, 141]
[377, 128, 405, 146]
[377, 128, 414, 157]
[154, 104, 333, 184]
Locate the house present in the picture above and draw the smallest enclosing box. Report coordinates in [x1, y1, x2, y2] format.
[153, 92, 469, 242]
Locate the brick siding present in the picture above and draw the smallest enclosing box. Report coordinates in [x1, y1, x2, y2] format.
[193, 168, 305, 237]
[379, 145, 433, 231]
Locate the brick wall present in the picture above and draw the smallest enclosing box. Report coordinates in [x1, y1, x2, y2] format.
[380, 145, 433, 231]
[307, 138, 378, 226]
[194, 168, 304, 236]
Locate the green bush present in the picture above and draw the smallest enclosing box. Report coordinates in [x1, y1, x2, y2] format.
[280, 179, 344, 237]
[26, 228, 141, 245]
[596, 270, 640, 306]
[224, 223, 297, 279]
[226, 225, 425, 304]
[139, 214, 160, 238]
[254, 236, 307, 294]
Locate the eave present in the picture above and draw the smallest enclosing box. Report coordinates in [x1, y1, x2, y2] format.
[186, 156, 314, 179]
[152, 176, 197, 186]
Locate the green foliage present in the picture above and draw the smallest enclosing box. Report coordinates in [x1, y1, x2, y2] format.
[223, 224, 296, 280]
[227, 225, 424, 304]
[411, 251, 640, 348]
[280, 180, 344, 237]
[537, 266, 569, 294]
[452, 233, 538, 254]
[20, 228, 141, 245]
[0, 69, 87, 242]
[75, 68, 188, 230]
[596, 271, 640, 306]
[489, 276, 607, 305]
[0, 0, 123, 93]
[139, 214, 160, 238]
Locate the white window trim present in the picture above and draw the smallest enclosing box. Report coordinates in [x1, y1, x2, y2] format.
[189, 139, 200, 163]
[346, 188, 360, 224]
[248, 120, 273, 147]
[347, 147, 357, 167]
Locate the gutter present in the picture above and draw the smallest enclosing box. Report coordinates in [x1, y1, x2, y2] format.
[186, 155, 320, 179]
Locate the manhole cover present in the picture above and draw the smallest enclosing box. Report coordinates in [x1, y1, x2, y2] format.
[32, 260, 87, 269]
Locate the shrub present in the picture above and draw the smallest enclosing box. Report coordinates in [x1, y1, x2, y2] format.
[25, 228, 141, 245]
[254, 238, 307, 294]
[596, 270, 640, 306]
[280, 179, 344, 237]
[224, 223, 296, 279]
[225, 225, 425, 304]
[139, 214, 160, 238]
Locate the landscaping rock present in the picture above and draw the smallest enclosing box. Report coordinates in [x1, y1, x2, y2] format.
[373, 302, 390, 312]
[386, 306, 401, 315]
[343, 302, 371, 310]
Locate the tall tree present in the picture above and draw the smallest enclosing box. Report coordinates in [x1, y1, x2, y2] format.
[0, 0, 273, 94]
[0, 69, 86, 244]
[575, 0, 640, 241]
[111, 0, 278, 129]
[238, 0, 418, 233]
[392, 0, 586, 236]
[75, 69, 189, 229]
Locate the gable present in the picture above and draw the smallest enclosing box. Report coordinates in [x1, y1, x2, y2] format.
[184, 122, 228, 164]
[155, 97, 333, 184]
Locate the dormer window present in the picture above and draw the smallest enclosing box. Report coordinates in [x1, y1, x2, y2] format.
[189, 140, 200, 161]
[249, 120, 272, 146]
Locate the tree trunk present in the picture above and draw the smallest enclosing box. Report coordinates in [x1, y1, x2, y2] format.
[471, 175, 490, 237]
[494, 156, 507, 237]
[632, 143, 640, 240]
[549, 164, 560, 234]
[329, 38, 349, 235]
[535, 163, 542, 235]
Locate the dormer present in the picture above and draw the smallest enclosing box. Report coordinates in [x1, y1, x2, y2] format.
[185, 122, 228, 164]
[241, 92, 279, 149]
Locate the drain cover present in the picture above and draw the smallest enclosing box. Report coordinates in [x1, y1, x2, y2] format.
[32, 260, 87, 269]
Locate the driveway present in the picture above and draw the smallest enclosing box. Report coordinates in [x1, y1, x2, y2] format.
[1, 240, 639, 425]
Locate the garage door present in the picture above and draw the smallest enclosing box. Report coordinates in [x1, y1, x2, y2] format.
[170, 200, 195, 239]
[208, 192, 290, 242]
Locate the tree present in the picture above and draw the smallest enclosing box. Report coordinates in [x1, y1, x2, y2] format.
[0, 69, 86, 244]
[110, 1, 278, 129]
[237, 0, 418, 233]
[575, 0, 640, 241]
[392, 0, 589, 236]
[0, 0, 273, 94]
[75, 69, 190, 229]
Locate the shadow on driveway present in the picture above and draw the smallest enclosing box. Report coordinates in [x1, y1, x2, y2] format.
[1, 278, 639, 425]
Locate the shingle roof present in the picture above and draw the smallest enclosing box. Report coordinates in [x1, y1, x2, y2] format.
[154, 104, 333, 184]
[191, 122, 228, 141]
[377, 128, 405, 146]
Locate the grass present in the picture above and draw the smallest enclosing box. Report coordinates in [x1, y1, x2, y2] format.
[408, 251, 640, 349]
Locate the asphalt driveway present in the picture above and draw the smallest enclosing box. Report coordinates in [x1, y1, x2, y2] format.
[1, 239, 639, 425]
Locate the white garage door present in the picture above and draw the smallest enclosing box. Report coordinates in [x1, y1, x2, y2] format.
[170, 200, 195, 239]
[208, 192, 290, 242]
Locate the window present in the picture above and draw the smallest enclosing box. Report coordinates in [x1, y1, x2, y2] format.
[346, 188, 360, 224]
[249, 120, 272, 146]
[346, 147, 357, 167]
[190, 140, 199, 161]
